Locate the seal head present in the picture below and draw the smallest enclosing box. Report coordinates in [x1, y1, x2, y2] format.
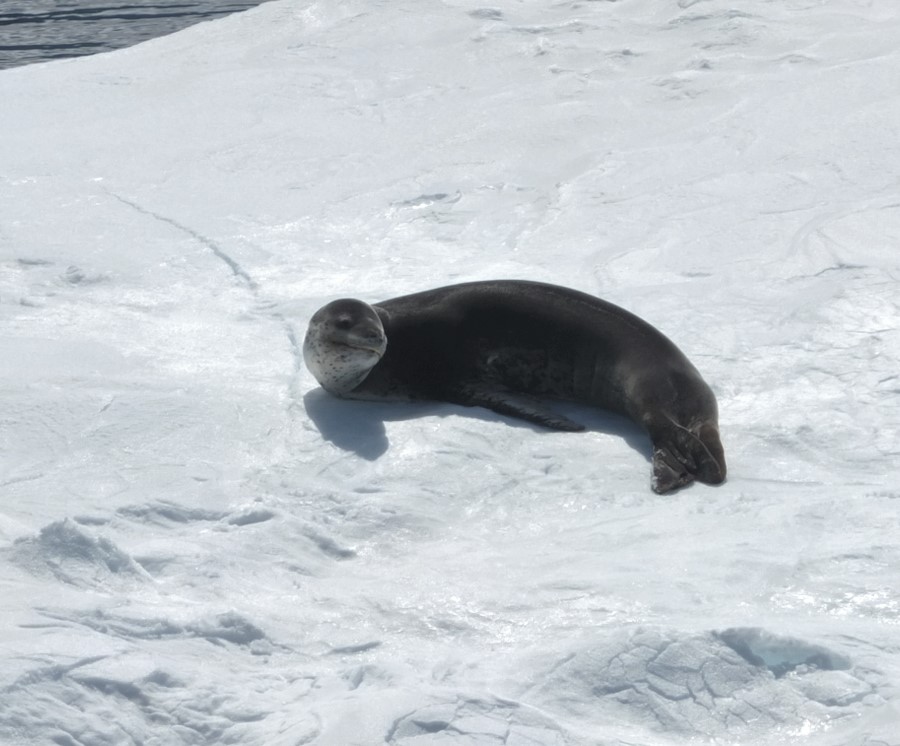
[302, 299, 387, 396]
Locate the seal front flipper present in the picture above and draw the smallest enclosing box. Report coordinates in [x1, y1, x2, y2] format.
[452, 383, 585, 432]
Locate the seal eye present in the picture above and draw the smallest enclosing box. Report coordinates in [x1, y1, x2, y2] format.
[335, 317, 353, 330]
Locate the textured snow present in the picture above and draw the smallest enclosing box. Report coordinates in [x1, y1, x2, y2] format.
[1, 0, 899, 744]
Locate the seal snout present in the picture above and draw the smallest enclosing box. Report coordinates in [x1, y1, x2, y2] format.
[347, 319, 387, 356]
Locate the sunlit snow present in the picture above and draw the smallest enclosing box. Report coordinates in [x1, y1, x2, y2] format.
[1, 1, 899, 744]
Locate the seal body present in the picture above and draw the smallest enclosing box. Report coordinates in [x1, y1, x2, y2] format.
[304, 280, 726, 493]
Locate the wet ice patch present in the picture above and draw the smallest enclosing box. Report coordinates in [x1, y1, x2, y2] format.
[528, 626, 880, 740]
[716, 627, 851, 678]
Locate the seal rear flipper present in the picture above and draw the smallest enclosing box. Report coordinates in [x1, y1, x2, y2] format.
[652, 447, 695, 494]
[650, 421, 727, 494]
[452, 384, 585, 432]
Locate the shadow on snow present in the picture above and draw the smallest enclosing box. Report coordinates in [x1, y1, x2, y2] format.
[302, 387, 652, 463]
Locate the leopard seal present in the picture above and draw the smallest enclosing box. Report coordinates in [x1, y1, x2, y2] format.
[303, 280, 726, 493]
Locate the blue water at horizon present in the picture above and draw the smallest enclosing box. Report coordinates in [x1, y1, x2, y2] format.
[0, 0, 272, 70]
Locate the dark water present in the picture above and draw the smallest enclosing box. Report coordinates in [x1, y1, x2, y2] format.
[0, 0, 271, 70]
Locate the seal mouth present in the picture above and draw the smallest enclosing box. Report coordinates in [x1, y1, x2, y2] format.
[355, 345, 385, 356]
[337, 338, 386, 357]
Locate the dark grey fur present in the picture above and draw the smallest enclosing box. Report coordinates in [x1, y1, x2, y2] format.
[304, 280, 726, 493]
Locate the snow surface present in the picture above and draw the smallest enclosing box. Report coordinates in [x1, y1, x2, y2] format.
[1, 0, 899, 743]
